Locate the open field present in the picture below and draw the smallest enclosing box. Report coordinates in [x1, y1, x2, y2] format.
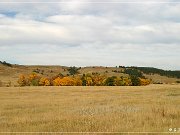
[0, 85, 180, 134]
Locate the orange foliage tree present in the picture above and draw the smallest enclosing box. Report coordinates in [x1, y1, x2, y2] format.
[53, 77, 80, 86]
[92, 74, 106, 86]
[28, 73, 40, 86]
[39, 77, 51, 86]
[73, 77, 82, 86]
[17, 74, 28, 86]
[17, 72, 151, 87]
[139, 78, 151, 86]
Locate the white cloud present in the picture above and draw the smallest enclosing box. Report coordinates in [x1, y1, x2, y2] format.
[0, 1, 180, 69]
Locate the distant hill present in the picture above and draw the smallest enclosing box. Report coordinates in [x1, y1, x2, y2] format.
[132, 66, 180, 78]
[0, 61, 180, 86]
[0, 61, 12, 67]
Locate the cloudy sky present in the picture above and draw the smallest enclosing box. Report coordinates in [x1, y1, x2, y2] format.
[0, 0, 180, 70]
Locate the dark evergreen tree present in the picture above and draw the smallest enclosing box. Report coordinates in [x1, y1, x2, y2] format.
[105, 76, 117, 86]
[130, 75, 141, 86]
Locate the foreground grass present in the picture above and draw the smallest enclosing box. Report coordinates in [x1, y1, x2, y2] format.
[0, 85, 179, 133]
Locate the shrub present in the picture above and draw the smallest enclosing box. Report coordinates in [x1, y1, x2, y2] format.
[17, 75, 28, 86]
[39, 77, 51, 86]
[73, 77, 82, 86]
[176, 81, 180, 83]
[53, 77, 78, 86]
[105, 76, 117, 86]
[114, 77, 125, 86]
[140, 78, 151, 86]
[30, 79, 39, 86]
[92, 74, 106, 86]
[130, 76, 141, 86]
[28, 73, 40, 86]
[81, 74, 86, 86]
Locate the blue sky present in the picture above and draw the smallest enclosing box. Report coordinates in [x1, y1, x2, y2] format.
[0, 0, 180, 70]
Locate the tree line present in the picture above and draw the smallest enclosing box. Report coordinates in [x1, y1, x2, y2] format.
[0, 61, 12, 67]
[131, 67, 180, 78]
[17, 73, 150, 87]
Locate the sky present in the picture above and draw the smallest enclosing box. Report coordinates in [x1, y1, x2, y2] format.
[0, 0, 180, 70]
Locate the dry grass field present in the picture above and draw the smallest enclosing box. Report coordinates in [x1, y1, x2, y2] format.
[0, 85, 180, 134]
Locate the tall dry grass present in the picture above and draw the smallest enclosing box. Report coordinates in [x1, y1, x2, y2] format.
[0, 85, 179, 133]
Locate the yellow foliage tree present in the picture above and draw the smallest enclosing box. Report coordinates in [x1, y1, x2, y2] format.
[139, 78, 151, 86]
[53, 77, 61, 86]
[86, 76, 93, 86]
[114, 77, 123, 86]
[92, 74, 106, 86]
[60, 77, 75, 86]
[123, 77, 132, 86]
[28, 73, 38, 81]
[17, 74, 28, 86]
[28, 73, 40, 86]
[73, 77, 82, 86]
[39, 77, 51, 86]
[53, 77, 76, 86]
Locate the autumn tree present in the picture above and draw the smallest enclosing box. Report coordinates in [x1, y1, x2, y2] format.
[28, 73, 40, 86]
[92, 74, 106, 86]
[17, 74, 28, 86]
[73, 77, 82, 86]
[53, 77, 61, 86]
[81, 74, 87, 86]
[123, 77, 132, 86]
[84, 74, 93, 86]
[114, 77, 123, 86]
[139, 78, 151, 86]
[53, 77, 78, 86]
[39, 77, 51, 86]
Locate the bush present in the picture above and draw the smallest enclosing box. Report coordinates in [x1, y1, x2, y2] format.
[30, 79, 39, 86]
[139, 78, 151, 86]
[105, 76, 117, 86]
[17, 75, 28, 86]
[130, 76, 141, 86]
[39, 77, 51, 86]
[81, 74, 86, 86]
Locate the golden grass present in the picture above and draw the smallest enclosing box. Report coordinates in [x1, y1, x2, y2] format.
[0, 85, 179, 133]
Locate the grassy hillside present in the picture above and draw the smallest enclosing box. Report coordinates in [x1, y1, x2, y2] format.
[0, 62, 180, 86]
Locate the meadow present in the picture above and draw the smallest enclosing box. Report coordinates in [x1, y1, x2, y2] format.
[0, 85, 179, 134]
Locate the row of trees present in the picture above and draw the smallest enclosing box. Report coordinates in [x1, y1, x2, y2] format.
[130, 67, 180, 79]
[0, 61, 12, 67]
[17, 73, 151, 86]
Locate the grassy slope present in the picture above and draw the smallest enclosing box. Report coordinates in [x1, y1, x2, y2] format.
[0, 85, 179, 132]
[0, 64, 180, 86]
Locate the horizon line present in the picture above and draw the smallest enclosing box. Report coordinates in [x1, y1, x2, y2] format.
[1, 62, 179, 71]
